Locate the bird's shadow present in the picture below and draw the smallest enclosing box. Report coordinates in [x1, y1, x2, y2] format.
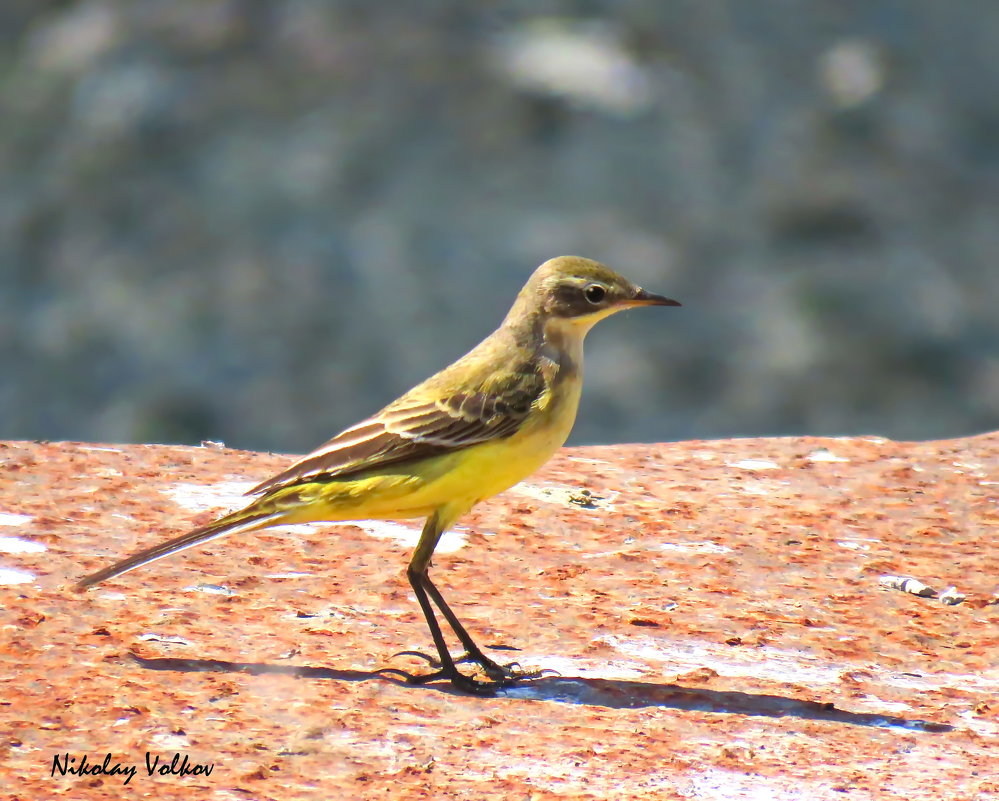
[130, 653, 952, 733]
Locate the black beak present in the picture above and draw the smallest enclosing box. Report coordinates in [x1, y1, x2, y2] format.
[628, 287, 681, 307]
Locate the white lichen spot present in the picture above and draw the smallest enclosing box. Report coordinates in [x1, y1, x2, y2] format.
[728, 459, 780, 471]
[937, 586, 966, 606]
[836, 540, 870, 551]
[149, 732, 191, 750]
[737, 480, 777, 496]
[0, 536, 47, 554]
[184, 583, 235, 596]
[345, 520, 467, 553]
[0, 567, 36, 584]
[807, 449, 850, 463]
[878, 575, 935, 597]
[655, 541, 733, 555]
[163, 481, 255, 513]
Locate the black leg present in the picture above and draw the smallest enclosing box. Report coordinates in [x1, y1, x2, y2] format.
[400, 510, 524, 693]
[420, 573, 515, 680]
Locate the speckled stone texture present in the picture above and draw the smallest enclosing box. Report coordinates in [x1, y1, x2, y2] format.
[1, 435, 996, 800]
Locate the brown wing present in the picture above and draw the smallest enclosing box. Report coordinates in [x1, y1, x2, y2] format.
[248, 373, 545, 496]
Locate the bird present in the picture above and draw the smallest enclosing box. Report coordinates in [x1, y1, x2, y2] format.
[76, 255, 680, 693]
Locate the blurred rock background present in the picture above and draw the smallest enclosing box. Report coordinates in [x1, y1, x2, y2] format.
[2, 1, 998, 452]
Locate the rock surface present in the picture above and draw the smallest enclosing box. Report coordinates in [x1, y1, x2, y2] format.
[1, 435, 997, 799]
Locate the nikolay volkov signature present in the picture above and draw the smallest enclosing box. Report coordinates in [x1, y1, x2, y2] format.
[51, 752, 214, 785]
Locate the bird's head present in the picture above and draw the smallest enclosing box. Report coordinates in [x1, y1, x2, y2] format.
[515, 255, 680, 335]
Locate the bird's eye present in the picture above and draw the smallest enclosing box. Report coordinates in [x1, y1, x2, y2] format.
[584, 284, 606, 304]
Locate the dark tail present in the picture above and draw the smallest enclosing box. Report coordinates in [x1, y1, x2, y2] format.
[74, 508, 286, 591]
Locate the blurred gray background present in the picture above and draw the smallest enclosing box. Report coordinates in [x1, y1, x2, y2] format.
[2, 1, 998, 452]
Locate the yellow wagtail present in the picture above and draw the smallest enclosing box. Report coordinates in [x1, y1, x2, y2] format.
[76, 255, 680, 693]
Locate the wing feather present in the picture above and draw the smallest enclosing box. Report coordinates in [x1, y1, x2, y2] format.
[248, 366, 546, 496]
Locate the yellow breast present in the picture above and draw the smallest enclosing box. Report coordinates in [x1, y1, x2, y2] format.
[412, 370, 582, 508]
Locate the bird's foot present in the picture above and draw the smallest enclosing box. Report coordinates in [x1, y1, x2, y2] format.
[402, 665, 516, 695]
[387, 649, 546, 693]
[393, 648, 537, 682]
